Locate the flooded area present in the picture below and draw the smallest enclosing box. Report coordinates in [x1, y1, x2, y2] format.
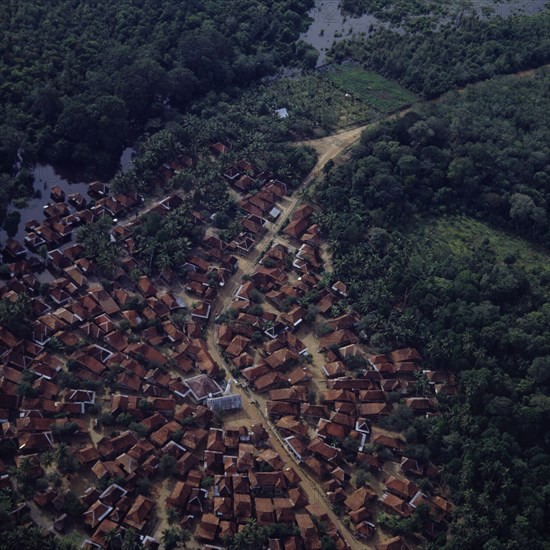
[1, 164, 91, 245]
[0, 147, 135, 246]
[477, 0, 549, 16]
[301, 1, 381, 66]
[302, 0, 550, 66]
[119, 146, 136, 173]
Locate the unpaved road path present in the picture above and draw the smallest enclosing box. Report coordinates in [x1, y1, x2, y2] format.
[204, 123, 372, 550]
[299, 124, 370, 171]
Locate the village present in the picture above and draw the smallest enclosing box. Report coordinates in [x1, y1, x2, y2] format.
[0, 139, 456, 550]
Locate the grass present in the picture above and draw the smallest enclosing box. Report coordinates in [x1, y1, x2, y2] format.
[416, 216, 550, 278]
[326, 65, 418, 113]
[61, 529, 86, 547]
[263, 73, 376, 133]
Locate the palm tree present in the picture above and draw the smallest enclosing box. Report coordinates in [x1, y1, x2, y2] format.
[103, 526, 120, 550]
[166, 506, 179, 525]
[122, 528, 140, 550]
[161, 527, 181, 550]
[40, 450, 55, 468]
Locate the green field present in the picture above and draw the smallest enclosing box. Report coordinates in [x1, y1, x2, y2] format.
[415, 216, 550, 280]
[326, 65, 418, 112]
[260, 73, 377, 134]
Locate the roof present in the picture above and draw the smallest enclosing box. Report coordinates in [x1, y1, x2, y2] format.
[206, 394, 243, 412]
[379, 492, 411, 517]
[184, 374, 223, 402]
[124, 495, 155, 531]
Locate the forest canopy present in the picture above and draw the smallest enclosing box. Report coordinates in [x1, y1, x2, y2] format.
[0, 0, 316, 220]
[314, 72, 550, 549]
[330, 11, 550, 98]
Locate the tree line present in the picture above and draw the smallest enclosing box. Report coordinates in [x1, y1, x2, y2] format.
[0, 0, 316, 226]
[330, 11, 550, 98]
[314, 72, 550, 548]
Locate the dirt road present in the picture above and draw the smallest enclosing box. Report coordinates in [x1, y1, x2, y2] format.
[297, 124, 368, 168]
[204, 123, 372, 550]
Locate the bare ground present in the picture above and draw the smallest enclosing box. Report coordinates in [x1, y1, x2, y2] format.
[203, 124, 379, 550]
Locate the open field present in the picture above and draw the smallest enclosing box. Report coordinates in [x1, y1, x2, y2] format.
[414, 215, 550, 280]
[263, 73, 376, 133]
[326, 65, 419, 112]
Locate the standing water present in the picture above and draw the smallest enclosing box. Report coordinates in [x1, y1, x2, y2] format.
[301, 1, 381, 67]
[0, 147, 135, 245]
[301, 0, 550, 67]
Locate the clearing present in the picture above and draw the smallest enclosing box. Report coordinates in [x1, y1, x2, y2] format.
[326, 65, 418, 113]
[414, 215, 550, 280]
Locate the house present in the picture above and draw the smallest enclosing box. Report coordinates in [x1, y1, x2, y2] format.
[266, 400, 300, 418]
[255, 497, 275, 525]
[295, 513, 320, 548]
[191, 301, 212, 321]
[331, 281, 348, 297]
[379, 492, 412, 518]
[390, 348, 422, 363]
[358, 402, 392, 419]
[307, 438, 342, 465]
[280, 306, 306, 329]
[184, 374, 223, 402]
[285, 436, 308, 462]
[123, 495, 155, 532]
[196, 512, 219, 541]
[269, 386, 308, 403]
[274, 497, 294, 524]
[213, 496, 233, 519]
[404, 397, 436, 414]
[318, 329, 358, 351]
[84, 500, 113, 529]
[210, 142, 231, 155]
[283, 217, 309, 240]
[385, 476, 420, 500]
[371, 430, 405, 455]
[276, 416, 309, 439]
[253, 372, 286, 393]
[88, 182, 109, 198]
[233, 493, 252, 522]
[225, 335, 250, 357]
[206, 394, 243, 413]
[400, 457, 425, 477]
[18, 431, 54, 453]
[345, 486, 377, 512]
[249, 471, 287, 496]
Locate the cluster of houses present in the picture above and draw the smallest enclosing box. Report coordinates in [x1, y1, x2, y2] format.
[215, 200, 456, 543]
[0, 140, 456, 548]
[167, 423, 353, 549]
[223, 159, 290, 254]
[2, 182, 142, 279]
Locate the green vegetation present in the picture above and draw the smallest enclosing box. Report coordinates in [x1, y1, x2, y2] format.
[161, 526, 190, 550]
[326, 65, 418, 112]
[109, 81, 320, 202]
[315, 73, 550, 548]
[0, 0, 316, 225]
[414, 216, 550, 284]
[341, 0, 449, 24]
[76, 217, 119, 276]
[132, 206, 196, 274]
[330, 11, 550, 98]
[258, 73, 375, 134]
[0, 294, 31, 339]
[224, 519, 300, 549]
[0, 526, 76, 550]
